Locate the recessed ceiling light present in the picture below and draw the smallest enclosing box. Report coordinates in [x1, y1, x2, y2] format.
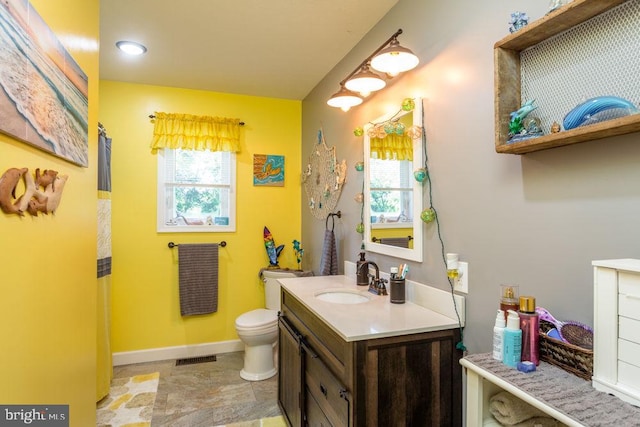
[116, 41, 147, 56]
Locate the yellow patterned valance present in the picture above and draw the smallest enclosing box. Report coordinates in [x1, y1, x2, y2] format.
[150, 112, 241, 153]
[370, 134, 413, 161]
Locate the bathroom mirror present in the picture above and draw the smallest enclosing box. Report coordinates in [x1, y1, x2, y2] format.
[363, 98, 423, 261]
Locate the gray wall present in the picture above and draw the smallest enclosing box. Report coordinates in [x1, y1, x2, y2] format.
[301, 0, 640, 354]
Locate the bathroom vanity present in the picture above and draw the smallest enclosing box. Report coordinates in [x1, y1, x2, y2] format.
[277, 275, 464, 426]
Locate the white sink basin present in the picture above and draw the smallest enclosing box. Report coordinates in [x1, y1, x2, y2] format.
[314, 289, 371, 304]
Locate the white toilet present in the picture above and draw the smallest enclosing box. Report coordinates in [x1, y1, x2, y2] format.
[235, 270, 297, 381]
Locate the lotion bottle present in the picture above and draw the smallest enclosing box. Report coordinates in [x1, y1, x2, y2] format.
[493, 309, 506, 361]
[502, 310, 522, 368]
[519, 296, 540, 365]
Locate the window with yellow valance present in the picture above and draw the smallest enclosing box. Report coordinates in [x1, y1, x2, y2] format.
[369, 134, 413, 161]
[150, 112, 241, 153]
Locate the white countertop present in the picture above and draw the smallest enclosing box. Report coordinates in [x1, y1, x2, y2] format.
[278, 275, 460, 342]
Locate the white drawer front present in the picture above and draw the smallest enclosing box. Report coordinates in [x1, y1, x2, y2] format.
[619, 339, 640, 369]
[618, 360, 640, 393]
[619, 272, 640, 296]
[619, 293, 640, 322]
[619, 316, 640, 344]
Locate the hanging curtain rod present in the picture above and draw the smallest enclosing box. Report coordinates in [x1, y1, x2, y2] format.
[168, 241, 227, 248]
[149, 114, 245, 126]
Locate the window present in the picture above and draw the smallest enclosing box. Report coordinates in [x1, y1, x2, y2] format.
[157, 148, 236, 232]
[369, 157, 413, 226]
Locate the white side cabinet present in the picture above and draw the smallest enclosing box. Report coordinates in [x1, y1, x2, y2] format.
[460, 357, 576, 426]
[461, 353, 640, 426]
[593, 259, 640, 406]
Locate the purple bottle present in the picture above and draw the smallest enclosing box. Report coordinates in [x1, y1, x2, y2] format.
[519, 296, 539, 365]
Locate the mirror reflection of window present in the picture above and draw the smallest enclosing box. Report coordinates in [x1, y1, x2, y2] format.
[369, 158, 413, 224]
[363, 97, 423, 262]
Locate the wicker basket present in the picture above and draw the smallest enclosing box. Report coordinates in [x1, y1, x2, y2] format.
[539, 320, 593, 381]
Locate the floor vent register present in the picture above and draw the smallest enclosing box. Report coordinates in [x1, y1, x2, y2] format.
[175, 355, 217, 366]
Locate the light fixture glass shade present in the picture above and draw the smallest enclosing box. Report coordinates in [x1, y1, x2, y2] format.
[327, 86, 363, 111]
[344, 65, 386, 97]
[370, 39, 419, 76]
[116, 40, 147, 55]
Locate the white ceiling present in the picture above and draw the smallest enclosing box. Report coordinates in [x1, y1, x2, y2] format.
[99, 0, 399, 100]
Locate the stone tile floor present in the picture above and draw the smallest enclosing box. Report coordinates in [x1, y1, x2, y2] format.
[112, 352, 281, 427]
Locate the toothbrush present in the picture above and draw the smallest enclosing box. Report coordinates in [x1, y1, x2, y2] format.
[401, 264, 409, 279]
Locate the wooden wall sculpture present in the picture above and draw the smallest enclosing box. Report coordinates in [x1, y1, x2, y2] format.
[0, 167, 68, 216]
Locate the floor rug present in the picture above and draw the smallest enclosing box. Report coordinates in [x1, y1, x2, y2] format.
[96, 372, 159, 427]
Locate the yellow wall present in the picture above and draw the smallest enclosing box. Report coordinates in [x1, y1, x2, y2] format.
[99, 81, 302, 352]
[0, 0, 99, 425]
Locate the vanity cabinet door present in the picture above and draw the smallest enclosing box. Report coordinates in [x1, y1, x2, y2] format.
[305, 389, 332, 427]
[304, 344, 350, 427]
[354, 329, 463, 426]
[278, 316, 303, 427]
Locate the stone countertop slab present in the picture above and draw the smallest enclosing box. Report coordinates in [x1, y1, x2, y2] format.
[278, 274, 460, 342]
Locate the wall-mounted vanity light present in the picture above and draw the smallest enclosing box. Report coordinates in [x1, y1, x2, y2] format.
[327, 29, 419, 112]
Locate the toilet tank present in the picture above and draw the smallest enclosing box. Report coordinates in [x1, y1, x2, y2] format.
[262, 270, 298, 311]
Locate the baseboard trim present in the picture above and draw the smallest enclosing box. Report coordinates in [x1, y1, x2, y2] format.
[112, 339, 244, 366]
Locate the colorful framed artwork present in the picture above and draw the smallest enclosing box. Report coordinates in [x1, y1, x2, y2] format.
[0, 0, 89, 167]
[253, 154, 284, 187]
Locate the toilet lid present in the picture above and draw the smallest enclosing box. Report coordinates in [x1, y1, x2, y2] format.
[236, 309, 278, 328]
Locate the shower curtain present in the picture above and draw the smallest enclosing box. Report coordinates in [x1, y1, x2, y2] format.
[96, 128, 113, 401]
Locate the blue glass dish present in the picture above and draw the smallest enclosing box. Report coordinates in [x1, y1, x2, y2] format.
[563, 96, 638, 130]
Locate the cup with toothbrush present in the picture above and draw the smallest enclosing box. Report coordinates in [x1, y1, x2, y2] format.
[390, 263, 407, 304]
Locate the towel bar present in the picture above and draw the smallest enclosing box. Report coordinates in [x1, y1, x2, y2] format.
[168, 241, 227, 248]
[372, 236, 413, 242]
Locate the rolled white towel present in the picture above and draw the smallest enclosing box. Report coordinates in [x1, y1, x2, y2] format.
[489, 391, 558, 426]
[483, 416, 503, 427]
[519, 417, 558, 427]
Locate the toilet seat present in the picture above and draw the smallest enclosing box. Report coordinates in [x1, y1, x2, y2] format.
[235, 308, 277, 329]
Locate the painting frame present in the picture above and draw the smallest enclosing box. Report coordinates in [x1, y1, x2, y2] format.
[0, 0, 89, 167]
[253, 154, 284, 187]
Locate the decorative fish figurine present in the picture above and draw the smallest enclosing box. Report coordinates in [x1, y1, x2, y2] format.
[509, 99, 537, 122]
[563, 96, 638, 130]
[263, 226, 285, 267]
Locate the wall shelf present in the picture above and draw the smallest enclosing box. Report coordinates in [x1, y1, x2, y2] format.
[494, 0, 637, 154]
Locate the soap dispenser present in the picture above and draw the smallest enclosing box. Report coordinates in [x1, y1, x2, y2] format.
[503, 310, 522, 368]
[356, 252, 369, 286]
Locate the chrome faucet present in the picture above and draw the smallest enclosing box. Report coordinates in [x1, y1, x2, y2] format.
[358, 261, 388, 296]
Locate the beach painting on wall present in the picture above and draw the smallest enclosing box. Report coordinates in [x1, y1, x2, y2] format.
[253, 154, 284, 187]
[0, 0, 89, 167]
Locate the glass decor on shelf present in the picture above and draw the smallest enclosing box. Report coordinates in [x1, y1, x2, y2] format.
[562, 96, 639, 130]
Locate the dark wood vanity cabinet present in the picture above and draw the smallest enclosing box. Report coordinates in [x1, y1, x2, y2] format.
[278, 289, 463, 427]
[278, 315, 304, 427]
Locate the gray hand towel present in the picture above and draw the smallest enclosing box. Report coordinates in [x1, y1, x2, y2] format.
[379, 237, 410, 248]
[319, 229, 338, 275]
[178, 243, 219, 316]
